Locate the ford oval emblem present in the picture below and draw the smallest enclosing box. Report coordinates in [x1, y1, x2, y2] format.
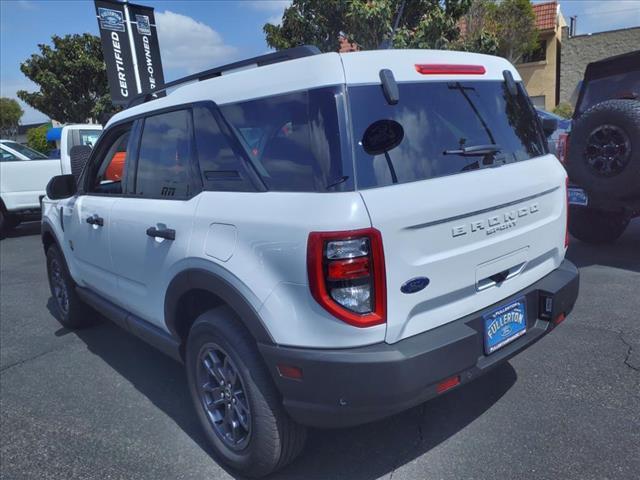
[401, 277, 430, 294]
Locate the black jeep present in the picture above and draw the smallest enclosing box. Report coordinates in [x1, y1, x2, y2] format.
[563, 50, 640, 244]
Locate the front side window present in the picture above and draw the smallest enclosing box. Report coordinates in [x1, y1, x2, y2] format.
[220, 87, 352, 192]
[136, 110, 195, 199]
[1, 141, 48, 160]
[349, 81, 546, 189]
[91, 130, 130, 195]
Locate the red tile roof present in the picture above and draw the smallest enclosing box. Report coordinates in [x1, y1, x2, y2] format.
[339, 35, 358, 53]
[533, 1, 558, 31]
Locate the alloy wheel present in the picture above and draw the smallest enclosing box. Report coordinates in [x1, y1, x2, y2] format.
[584, 124, 631, 177]
[196, 343, 251, 450]
[50, 258, 69, 316]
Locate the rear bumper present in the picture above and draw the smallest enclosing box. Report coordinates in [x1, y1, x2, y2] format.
[259, 260, 579, 428]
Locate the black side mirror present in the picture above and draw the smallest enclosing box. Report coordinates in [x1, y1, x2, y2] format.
[69, 145, 92, 181]
[46, 174, 77, 200]
[542, 117, 558, 137]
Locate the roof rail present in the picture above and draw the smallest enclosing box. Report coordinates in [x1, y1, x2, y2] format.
[126, 45, 321, 108]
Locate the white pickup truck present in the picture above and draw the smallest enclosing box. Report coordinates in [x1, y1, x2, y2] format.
[1, 124, 102, 234]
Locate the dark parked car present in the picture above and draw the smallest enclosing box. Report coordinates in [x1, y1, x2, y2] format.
[535, 107, 570, 157]
[559, 50, 640, 244]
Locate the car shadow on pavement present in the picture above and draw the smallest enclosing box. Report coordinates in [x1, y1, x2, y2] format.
[566, 218, 640, 273]
[63, 307, 517, 480]
[1, 220, 41, 240]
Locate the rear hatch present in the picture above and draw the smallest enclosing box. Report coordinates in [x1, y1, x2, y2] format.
[347, 69, 567, 343]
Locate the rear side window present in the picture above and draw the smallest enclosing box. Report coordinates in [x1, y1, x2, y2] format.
[193, 106, 256, 192]
[349, 81, 546, 189]
[219, 87, 352, 192]
[136, 110, 195, 199]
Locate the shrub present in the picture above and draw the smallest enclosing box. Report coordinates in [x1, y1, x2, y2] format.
[26, 124, 54, 155]
[553, 102, 573, 119]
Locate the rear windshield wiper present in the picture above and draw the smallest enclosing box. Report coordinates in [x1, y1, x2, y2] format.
[443, 144, 502, 156]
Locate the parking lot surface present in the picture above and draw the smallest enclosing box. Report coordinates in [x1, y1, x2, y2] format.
[1, 221, 639, 480]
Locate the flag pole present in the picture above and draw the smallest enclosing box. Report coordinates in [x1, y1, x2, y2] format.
[123, 0, 143, 95]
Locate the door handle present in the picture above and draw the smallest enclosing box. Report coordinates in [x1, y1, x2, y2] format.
[146, 226, 176, 240]
[86, 215, 104, 227]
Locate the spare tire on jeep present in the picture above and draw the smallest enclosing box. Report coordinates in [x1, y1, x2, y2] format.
[567, 99, 640, 198]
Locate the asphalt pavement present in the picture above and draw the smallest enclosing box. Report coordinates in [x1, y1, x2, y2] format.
[1, 220, 639, 480]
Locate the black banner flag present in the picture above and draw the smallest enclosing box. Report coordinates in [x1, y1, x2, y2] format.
[127, 3, 165, 96]
[94, 0, 165, 105]
[95, 0, 136, 105]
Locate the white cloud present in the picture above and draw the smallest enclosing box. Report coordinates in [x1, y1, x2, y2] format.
[248, 0, 291, 26]
[155, 10, 238, 74]
[245, 1, 292, 12]
[266, 14, 283, 26]
[17, 0, 36, 10]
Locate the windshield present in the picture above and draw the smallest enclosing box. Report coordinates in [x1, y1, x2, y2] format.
[0, 141, 48, 160]
[349, 81, 546, 189]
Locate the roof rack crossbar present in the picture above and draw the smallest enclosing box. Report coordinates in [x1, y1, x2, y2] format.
[127, 45, 321, 108]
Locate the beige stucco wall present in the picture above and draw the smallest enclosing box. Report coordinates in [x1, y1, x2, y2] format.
[517, 31, 558, 110]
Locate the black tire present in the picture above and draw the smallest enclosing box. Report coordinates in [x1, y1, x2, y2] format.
[0, 210, 20, 236]
[569, 206, 630, 244]
[46, 244, 92, 328]
[186, 307, 306, 477]
[567, 99, 640, 198]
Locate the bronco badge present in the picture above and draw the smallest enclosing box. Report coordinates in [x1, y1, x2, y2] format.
[452, 203, 539, 238]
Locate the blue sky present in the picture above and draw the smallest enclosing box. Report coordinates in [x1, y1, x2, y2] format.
[1, 0, 639, 123]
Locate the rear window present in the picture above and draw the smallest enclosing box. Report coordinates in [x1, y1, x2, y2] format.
[349, 81, 546, 189]
[219, 87, 353, 192]
[577, 71, 640, 117]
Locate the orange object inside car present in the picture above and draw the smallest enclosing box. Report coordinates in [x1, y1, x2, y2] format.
[105, 151, 126, 181]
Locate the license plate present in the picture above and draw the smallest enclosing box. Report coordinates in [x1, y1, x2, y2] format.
[484, 298, 527, 354]
[568, 187, 588, 206]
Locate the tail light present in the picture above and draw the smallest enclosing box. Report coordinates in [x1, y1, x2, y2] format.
[557, 132, 569, 164]
[415, 64, 486, 75]
[307, 228, 386, 327]
[565, 177, 570, 248]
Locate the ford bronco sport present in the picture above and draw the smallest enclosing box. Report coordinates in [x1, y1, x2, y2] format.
[42, 47, 579, 477]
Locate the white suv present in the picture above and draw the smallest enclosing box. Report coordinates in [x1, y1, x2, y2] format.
[42, 47, 579, 477]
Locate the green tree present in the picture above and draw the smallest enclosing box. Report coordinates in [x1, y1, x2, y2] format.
[264, 0, 472, 52]
[0, 97, 24, 139]
[454, 0, 498, 55]
[456, 0, 538, 63]
[26, 124, 54, 155]
[17, 34, 117, 123]
[491, 0, 538, 64]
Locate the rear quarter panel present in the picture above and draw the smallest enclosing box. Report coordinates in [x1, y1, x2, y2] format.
[187, 191, 386, 348]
